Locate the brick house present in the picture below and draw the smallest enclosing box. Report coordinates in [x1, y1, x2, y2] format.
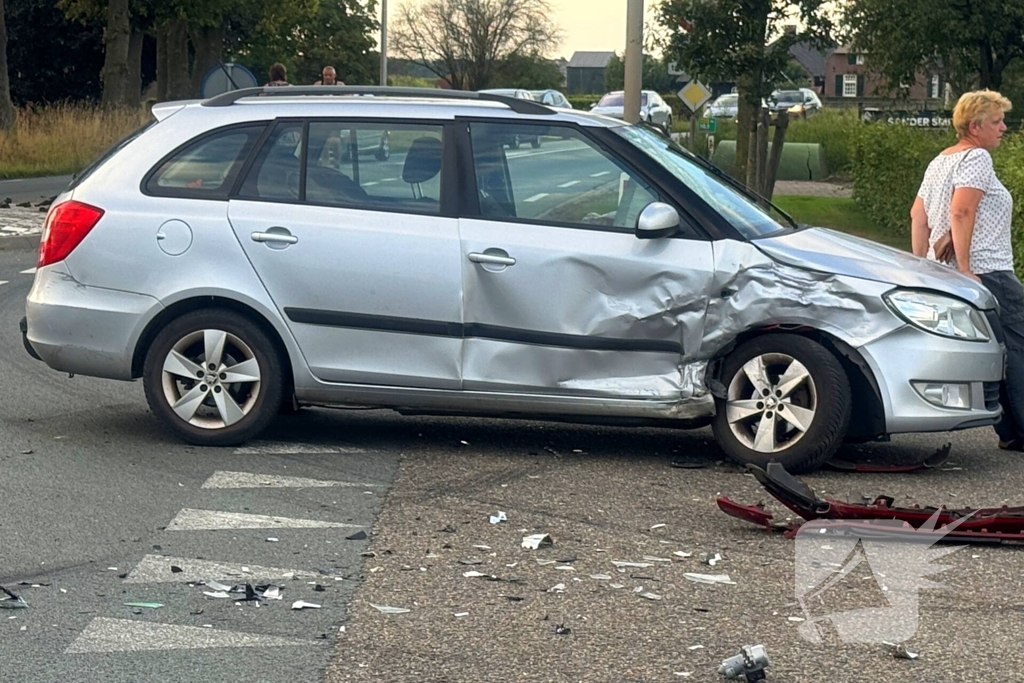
[824, 45, 946, 103]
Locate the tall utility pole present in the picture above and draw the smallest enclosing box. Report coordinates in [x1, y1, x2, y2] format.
[624, 0, 643, 123]
[379, 0, 388, 86]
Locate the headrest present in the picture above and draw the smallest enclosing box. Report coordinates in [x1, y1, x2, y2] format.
[402, 136, 443, 184]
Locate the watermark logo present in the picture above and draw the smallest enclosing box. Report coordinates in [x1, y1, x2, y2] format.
[792, 510, 970, 644]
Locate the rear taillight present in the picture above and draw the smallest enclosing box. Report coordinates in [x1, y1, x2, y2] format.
[37, 201, 105, 268]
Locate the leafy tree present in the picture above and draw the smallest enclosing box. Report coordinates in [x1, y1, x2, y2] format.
[492, 53, 564, 90]
[604, 52, 678, 93]
[9, 0, 105, 105]
[658, 0, 834, 184]
[843, 0, 1024, 93]
[391, 0, 562, 90]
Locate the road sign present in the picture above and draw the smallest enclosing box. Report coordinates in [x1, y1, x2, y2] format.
[678, 80, 713, 112]
[667, 61, 685, 76]
[698, 117, 717, 134]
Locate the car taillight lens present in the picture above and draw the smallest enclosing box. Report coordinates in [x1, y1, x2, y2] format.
[37, 201, 104, 268]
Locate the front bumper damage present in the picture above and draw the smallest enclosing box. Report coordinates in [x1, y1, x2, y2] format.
[719, 462, 1024, 544]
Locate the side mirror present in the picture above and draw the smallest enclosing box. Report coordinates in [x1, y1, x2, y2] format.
[636, 202, 680, 239]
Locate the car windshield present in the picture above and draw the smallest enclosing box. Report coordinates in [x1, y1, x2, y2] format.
[715, 95, 738, 106]
[615, 125, 791, 239]
[598, 92, 648, 107]
[774, 92, 803, 104]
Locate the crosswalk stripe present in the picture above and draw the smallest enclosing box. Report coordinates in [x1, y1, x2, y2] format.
[201, 470, 383, 489]
[166, 508, 362, 531]
[233, 441, 367, 455]
[65, 618, 311, 653]
[123, 554, 320, 584]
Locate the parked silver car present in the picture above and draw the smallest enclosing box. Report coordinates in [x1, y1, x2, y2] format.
[769, 88, 823, 118]
[531, 89, 573, 109]
[23, 86, 1003, 472]
[590, 90, 673, 130]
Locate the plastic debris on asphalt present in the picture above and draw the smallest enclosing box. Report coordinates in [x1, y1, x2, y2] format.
[554, 623, 571, 635]
[683, 573, 736, 585]
[522, 534, 553, 550]
[719, 644, 770, 680]
[0, 587, 28, 609]
[589, 574, 612, 580]
[489, 511, 507, 524]
[642, 556, 672, 563]
[123, 602, 164, 609]
[291, 600, 322, 610]
[885, 642, 920, 660]
[673, 551, 693, 558]
[546, 583, 565, 593]
[701, 552, 723, 566]
[346, 531, 368, 541]
[370, 603, 411, 614]
[650, 523, 667, 530]
[611, 561, 653, 569]
[639, 591, 662, 601]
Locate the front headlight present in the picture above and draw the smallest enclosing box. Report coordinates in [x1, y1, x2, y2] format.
[884, 290, 990, 341]
[788, 104, 804, 113]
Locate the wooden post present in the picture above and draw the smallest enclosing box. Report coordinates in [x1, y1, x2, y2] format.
[745, 111, 758, 190]
[764, 111, 790, 202]
[757, 108, 769, 197]
[688, 109, 698, 152]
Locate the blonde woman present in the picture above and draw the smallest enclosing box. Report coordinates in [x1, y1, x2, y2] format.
[911, 90, 1023, 450]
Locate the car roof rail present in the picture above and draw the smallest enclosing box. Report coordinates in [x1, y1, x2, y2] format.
[201, 85, 558, 116]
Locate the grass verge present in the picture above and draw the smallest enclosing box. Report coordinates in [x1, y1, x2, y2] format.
[772, 195, 908, 251]
[0, 103, 152, 180]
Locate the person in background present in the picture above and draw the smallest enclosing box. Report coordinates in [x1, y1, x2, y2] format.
[911, 90, 1023, 450]
[314, 66, 345, 86]
[266, 63, 289, 87]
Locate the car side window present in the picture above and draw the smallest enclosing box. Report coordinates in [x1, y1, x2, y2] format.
[305, 122, 444, 214]
[145, 124, 265, 198]
[236, 122, 304, 201]
[469, 122, 659, 230]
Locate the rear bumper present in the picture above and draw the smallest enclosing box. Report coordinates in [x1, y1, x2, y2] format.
[19, 316, 41, 361]
[25, 262, 160, 380]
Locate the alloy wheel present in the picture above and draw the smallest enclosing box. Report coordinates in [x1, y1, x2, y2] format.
[724, 352, 817, 453]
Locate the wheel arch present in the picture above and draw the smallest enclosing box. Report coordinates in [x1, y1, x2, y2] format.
[131, 296, 295, 401]
[707, 325, 886, 441]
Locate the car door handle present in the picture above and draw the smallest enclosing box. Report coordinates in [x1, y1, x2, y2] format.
[468, 252, 516, 266]
[251, 231, 298, 245]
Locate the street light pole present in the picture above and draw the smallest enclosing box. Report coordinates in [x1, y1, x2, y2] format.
[379, 0, 388, 86]
[624, 0, 643, 124]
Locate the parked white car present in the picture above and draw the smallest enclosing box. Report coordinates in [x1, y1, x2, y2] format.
[590, 90, 673, 130]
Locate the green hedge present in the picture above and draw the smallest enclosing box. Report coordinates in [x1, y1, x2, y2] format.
[567, 94, 600, 111]
[993, 134, 1024, 274]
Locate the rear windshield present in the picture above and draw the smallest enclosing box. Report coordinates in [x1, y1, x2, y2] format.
[69, 118, 156, 191]
[774, 92, 803, 104]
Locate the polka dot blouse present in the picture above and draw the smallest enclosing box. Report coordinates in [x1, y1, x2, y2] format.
[917, 148, 1014, 274]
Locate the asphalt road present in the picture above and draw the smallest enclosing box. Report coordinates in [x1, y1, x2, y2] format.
[0, 246, 400, 682]
[0, 175, 71, 204]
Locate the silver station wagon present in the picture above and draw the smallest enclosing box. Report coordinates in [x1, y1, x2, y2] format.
[22, 87, 1004, 472]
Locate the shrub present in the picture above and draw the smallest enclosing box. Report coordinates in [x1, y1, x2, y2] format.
[567, 94, 600, 111]
[993, 135, 1024, 278]
[849, 123, 952, 237]
[785, 108, 864, 177]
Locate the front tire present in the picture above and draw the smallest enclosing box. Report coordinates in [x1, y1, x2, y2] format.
[143, 309, 284, 447]
[711, 334, 851, 473]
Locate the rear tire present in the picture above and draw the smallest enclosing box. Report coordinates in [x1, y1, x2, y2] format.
[711, 334, 850, 473]
[143, 309, 284, 447]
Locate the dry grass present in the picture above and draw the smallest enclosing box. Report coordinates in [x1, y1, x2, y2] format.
[0, 102, 152, 179]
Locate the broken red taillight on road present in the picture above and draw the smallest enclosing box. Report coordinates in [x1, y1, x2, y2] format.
[37, 200, 105, 268]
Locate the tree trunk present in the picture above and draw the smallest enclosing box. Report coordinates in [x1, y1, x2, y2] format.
[100, 0, 131, 106]
[979, 40, 994, 90]
[735, 78, 753, 181]
[745, 109, 758, 191]
[156, 26, 168, 101]
[127, 30, 144, 104]
[764, 111, 789, 201]
[756, 108, 769, 197]
[0, 0, 13, 132]
[164, 19, 191, 100]
[189, 26, 225, 97]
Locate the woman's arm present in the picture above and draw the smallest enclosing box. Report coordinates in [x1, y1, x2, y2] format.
[949, 186, 984, 280]
[910, 196, 930, 257]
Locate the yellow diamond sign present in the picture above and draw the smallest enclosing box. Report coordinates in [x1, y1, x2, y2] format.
[678, 80, 713, 112]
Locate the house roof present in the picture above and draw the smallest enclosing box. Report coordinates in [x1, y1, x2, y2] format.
[567, 51, 616, 69]
[788, 42, 834, 78]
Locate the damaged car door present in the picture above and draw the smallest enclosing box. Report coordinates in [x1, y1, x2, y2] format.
[458, 121, 716, 404]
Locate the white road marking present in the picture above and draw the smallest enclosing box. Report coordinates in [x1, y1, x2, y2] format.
[0, 281, 7, 286]
[557, 180, 580, 188]
[233, 441, 366, 455]
[124, 554, 319, 584]
[166, 508, 362, 531]
[201, 470, 383, 489]
[20, 267, 36, 274]
[589, 171, 611, 178]
[505, 143, 590, 160]
[363, 181, 379, 186]
[65, 618, 310, 653]
[380, 177, 398, 182]
[524, 193, 549, 203]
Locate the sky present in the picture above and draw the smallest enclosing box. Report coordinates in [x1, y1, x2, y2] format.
[386, 0, 661, 61]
